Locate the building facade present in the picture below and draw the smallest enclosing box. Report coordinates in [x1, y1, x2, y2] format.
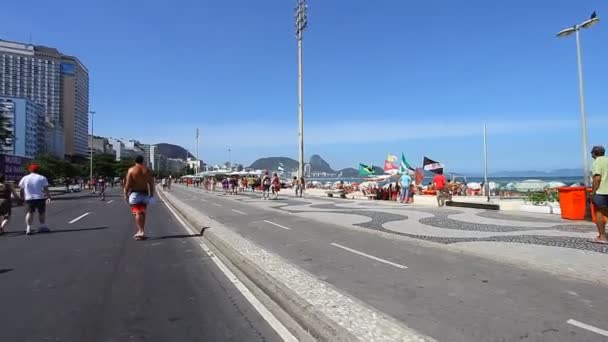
[0, 96, 44, 157]
[0, 39, 89, 158]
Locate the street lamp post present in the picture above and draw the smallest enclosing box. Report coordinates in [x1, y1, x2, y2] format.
[195, 128, 199, 175]
[89, 110, 95, 192]
[228, 147, 231, 170]
[556, 12, 599, 188]
[295, 0, 308, 179]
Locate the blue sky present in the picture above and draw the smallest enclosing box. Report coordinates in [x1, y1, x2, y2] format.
[2, 0, 607, 172]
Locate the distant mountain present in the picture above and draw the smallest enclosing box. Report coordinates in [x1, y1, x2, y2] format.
[156, 143, 193, 160]
[249, 157, 299, 171]
[338, 166, 384, 177]
[338, 168, 358, 177]
[309, 154, 334, 173]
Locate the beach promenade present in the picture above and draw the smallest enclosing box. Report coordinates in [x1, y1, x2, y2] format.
[163, 184, 608, 341]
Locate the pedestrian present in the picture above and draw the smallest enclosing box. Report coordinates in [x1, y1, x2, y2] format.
[293, 177, 300, 197]
[432, 170, 448, 207]
[271, 173, 281, 200]
[299, 177, 306, 197]
[590, 145, 608, 244]
[19, 164, 52, 235]
[0, 175, 21, 235]
[261, 172, 271, 200]
[123, 155, 155, 240]
[399, 172, 412, 203]
[98, 176, 106, 201]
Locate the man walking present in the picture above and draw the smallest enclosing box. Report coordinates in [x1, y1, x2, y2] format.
[433, 170, 448, 207]
[19, 164, 51, 235]
[124, 156, 155, 240]
[591, 146, 608, 244]
[399, 172, 412, 203]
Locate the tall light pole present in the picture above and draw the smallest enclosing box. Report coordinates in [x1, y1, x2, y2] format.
[556, 12, 599, 187]
[195, 128, 199, 175]
[483, 124, 490, 202]
[295, 0, 308, 179]
[89, 110, 95, 190]
[228, 147, 231, 170]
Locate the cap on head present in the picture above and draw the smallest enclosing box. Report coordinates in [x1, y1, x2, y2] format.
[135, 155, 144, 164]
[592, 145, 605, 156]
[28, 164, 39, 173]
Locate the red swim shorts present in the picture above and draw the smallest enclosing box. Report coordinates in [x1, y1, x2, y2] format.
[131, 204, 147, 214]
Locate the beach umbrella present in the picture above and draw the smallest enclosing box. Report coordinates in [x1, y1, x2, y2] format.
[467, 182, 482, 190]
[547, 181, 567, 189]
[514, 180, 547, 192]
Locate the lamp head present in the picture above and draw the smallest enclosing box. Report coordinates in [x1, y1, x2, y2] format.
[556, 26, 577, 38]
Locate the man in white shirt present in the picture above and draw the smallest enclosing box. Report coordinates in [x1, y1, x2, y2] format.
[18, 164, 51, 235]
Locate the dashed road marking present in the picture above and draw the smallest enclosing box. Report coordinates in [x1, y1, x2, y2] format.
[231, 209, 247, 215]
[212, 203, 222, 207]
[331, 243, 408, 270]
[68, 212, 91, 224]
[263, 220, 292, 230]
[567, 319, 608, 337]
[106, 200, 114, 204]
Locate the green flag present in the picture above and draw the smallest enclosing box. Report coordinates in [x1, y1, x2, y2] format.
[359, 163, 375, 176]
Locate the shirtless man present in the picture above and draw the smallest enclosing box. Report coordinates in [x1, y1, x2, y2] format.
[123, 155, 155, 240]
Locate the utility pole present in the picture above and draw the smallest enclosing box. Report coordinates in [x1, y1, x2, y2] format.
[483, 124, 490, 202]
[295, 0, 308, 179]
[195, 128, 199, 175]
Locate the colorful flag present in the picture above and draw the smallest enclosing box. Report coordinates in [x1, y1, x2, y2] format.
[415, 168, 424, 185]
[423, 156, 444, 174]
[359, 163, 376, 176]
[384, 160, 398, 171]
[399, 153, 414, 174]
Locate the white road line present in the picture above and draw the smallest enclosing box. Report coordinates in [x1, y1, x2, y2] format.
[106, 200, 114, 204]
[200, 198, 207, 202]
[68, 212, 91, 224]
[231, 209, 247, 215]
[567, 319, 608, 337]
[160, 193, 298, 342]
[331, 243, 408, 270]
[263, 220, 292, 230]
[212, 203, 222, 207]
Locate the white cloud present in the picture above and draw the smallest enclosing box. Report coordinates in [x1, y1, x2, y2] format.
[153, 116, 608, 149]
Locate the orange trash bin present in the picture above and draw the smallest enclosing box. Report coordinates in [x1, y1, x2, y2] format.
[558, 186, 587, 220]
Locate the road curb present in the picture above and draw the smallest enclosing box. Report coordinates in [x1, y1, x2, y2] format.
[159, 190, 360, 342]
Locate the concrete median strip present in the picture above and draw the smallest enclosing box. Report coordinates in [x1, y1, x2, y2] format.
[160, 189, 435, 342]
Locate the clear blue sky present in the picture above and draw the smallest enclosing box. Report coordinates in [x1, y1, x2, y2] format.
[2, 0, 607, 172]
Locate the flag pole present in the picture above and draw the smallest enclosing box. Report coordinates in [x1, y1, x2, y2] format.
[483, 124, 490, 202]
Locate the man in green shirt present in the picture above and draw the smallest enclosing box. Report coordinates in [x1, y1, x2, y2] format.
[591, 145, 608, 244]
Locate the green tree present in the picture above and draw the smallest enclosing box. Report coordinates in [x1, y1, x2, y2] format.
[29, 154, 83, 182]
[115, 157, 135, 179]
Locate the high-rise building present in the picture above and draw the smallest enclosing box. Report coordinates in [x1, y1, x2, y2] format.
[0, 39, 89, 158]
[0, 96, 44, 157]
[142, 144, 160, 171]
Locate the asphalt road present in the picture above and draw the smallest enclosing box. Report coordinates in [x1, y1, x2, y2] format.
[174, 186, 608, 342]
[0, 189, 286, 342]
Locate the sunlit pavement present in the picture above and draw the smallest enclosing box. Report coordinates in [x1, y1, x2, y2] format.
[172, 184, 608, 342]
[0, 189, 284, 342]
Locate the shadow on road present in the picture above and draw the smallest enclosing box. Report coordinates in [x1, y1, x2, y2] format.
[0, 226, 109, 237]
[146, 227, 209, 240]
[0, 268, 14, 274]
